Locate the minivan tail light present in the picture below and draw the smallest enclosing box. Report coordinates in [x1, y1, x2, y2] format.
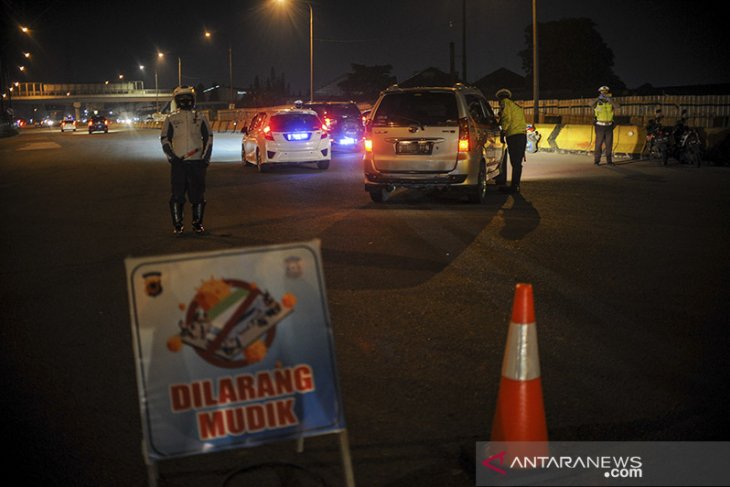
[364, 139, 373, 153]
[458, 117, 470, 152]
[263, 125, 274, 141]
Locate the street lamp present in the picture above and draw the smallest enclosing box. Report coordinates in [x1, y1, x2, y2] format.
[140, 62, 160, 113]
[276, 0, 314, 102]
[157, 51, 182, 87]
[203, 31, 235, 107]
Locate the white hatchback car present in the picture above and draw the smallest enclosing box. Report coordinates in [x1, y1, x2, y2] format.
[60, 118, 77, 132]
[242, 108, 331, 172]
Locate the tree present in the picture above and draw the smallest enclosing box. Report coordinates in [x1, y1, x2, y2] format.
[519, 18, 625, 97]
[338, 64, 396, 102]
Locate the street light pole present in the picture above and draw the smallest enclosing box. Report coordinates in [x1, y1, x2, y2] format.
[155, 70, 159, 113]
[229, 43, 234, 107]
[308, 2, 313, 102]
[178, 57, 182, 87]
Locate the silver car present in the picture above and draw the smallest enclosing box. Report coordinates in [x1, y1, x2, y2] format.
[363, 83, 503, 203]
[242, 109, 331, 172]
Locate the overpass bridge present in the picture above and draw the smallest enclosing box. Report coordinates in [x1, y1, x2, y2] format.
[6, 81, 174, 119]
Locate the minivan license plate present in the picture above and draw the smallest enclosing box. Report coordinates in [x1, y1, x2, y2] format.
[397, 141, 432, 155]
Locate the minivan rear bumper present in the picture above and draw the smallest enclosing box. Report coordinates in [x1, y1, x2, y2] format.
[364, 156, 471, 189]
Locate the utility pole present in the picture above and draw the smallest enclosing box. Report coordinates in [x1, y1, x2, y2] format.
[532, 0, 539, 123]
[462, 0, 467, 82]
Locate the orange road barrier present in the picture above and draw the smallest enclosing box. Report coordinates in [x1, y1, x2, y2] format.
[491, 283, 548, 461]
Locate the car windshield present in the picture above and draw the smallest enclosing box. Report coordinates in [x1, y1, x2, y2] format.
[372, 92, 459, 127]
[269, 113, 321, 132]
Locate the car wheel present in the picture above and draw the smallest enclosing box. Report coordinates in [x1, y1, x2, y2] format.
[369, 187, 390, 203]
[317, 160, 330, 170]
[468, 160, 487, 204]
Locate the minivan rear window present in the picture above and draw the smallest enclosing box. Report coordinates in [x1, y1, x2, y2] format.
[372, 92, 459, 127]
[307, 104, 361, 118]
[269, 113, 321, 132]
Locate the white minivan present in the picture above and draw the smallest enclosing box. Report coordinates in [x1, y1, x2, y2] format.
[363, 83, 503, 203]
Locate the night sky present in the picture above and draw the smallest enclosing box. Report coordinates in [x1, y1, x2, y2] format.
[4, 0, 729, 96]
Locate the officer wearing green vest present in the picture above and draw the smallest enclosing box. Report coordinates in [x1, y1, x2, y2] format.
[591, 85, 620, 166]
[495, 88, 527, 193]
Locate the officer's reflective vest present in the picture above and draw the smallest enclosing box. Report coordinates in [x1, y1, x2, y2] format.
[499, 99, 527, 137]
[594, 101, 614, 124]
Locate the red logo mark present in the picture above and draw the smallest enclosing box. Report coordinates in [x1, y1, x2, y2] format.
[482, 450, 507, 475]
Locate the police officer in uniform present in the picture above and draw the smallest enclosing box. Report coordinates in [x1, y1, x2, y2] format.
[160, 86, 213, 235]
[496, 88, 527, 193]
[591, 85, 620, 166]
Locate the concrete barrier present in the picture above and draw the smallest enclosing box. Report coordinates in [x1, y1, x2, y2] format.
[555, 124, 595, 152]
[612, 125, 645, 155]
[531, 123, 647, 155]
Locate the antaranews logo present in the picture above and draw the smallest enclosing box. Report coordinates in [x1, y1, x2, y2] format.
[478, 441, 730, 486]
[481, 451, 643, 479]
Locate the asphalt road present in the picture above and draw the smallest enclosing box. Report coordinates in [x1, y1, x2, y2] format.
[2, 126, 729, 486]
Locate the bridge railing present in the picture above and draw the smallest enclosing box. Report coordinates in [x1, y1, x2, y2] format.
[11, 81, 172, 97]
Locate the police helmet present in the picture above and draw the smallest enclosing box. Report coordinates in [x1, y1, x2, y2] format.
[173, 85, 196, 110]
[598, 85, 610, 94]
[293, 99, 304, 109]
[495, 88, 512, 100]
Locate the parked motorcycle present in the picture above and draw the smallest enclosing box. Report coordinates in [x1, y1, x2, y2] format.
[670, 109, 703, 167]
[644, 109, 672, 166]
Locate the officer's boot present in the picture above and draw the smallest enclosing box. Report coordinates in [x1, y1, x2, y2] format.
[169, 201, 184, 235]
[192, 201, 206, 234]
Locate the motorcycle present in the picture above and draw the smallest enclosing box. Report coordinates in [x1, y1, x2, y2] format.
[670, 109, 703, 167]
[643, 109, 672, 166]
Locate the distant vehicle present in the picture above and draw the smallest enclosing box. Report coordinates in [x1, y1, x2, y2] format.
[363, 83, 503, 203]
[61, 119, 77, 132]
[88, 115, 109, 134]
[14, 118, 27, 128]
[241, 108, 331, 172]
[303, 101, 364, 152]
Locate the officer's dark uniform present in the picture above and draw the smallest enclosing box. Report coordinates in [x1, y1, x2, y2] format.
[160, 86, 213, 234]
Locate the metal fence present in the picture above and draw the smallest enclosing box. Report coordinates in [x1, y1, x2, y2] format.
[500, 95, 730, 128]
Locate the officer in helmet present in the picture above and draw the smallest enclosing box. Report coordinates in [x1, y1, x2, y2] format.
[495, 88, 527, 193]
[591, 85, 620, 166]
[160, 86, 213, 235]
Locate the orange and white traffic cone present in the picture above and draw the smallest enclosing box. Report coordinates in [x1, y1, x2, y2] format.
[490, 283, 548, 462]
